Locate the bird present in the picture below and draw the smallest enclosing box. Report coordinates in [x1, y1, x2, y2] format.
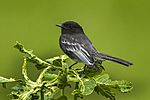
[56, 21, 133, 71]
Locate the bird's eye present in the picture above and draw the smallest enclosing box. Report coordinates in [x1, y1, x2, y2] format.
[70, 27, 73, 29]
[66, 26, 73, 29]
[64, 24, 76, 29]
[70, 25, 77, 29]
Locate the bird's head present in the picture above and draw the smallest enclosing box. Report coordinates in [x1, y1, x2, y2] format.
[56, 21, 84, 34]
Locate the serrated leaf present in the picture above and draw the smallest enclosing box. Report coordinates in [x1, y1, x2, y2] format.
[42, 73, 58, 81]
[60, 55, 69, 61]
[58, 72, 68, 89]
[93, 73, 110, 84]
[81, 79, 96, 95]
[46, 55, 69, 68]
[93, 73, 132, 93]
[46, 55, 68, 64]
[93, 73, 133, 100]
[10, 83, 31, 99]
[94, 85, 115, 100]
[72, 78, 96, 96]
[44, 86, 59, 100]
[111, 80, 133, 93]
[14, 41, 50, 69]
[0, 76, 16, 83]
[72, 79, 96, 97]
[12, 42, 133, 100]
[67, 75, 79, 82]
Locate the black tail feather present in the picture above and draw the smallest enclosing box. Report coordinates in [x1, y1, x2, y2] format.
[94, 52, 133, 67]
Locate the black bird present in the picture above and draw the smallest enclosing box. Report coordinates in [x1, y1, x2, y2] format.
[56, 21, 133, 71]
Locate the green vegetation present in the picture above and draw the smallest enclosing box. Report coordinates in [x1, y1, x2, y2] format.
[0, 42, 133, 100]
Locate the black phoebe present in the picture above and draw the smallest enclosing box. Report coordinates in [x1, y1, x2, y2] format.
[56, 21, 133, 71]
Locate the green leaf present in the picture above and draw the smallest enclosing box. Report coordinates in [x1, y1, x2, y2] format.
[93, 73, 111, 84]
[46, 55, 68, 63]
[111, 80, 133, 93]
[60, 55, 69, 61]
[93, 73, 133, 100]
[94, 73, 133, 93]
[10, 42, 133, 100]
[0, 76, 16, 88]
[42, 73, 58, 81]
[46, 55, 68, 67]
[14, 41, 50, 69]
[73, 78, 96, 96]
[93, 73, 116, 100]
[58, 71, 68, 89]
[0, 76, 16, 83]
[44, 86, 59, 100]
[67, 75, 79, 83]
[94, 85, 115, 100]
[10, 82, 30, 99]
[81, 79, 96, 95]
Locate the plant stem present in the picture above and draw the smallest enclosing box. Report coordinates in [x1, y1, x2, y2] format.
[74, 95, 78, 100]
[61, 88, 65, 96]
[41, 88, 44, 100]
[74, 82, 79, 100]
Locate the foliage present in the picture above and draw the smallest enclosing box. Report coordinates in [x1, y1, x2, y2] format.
[0, 42, 133, 100]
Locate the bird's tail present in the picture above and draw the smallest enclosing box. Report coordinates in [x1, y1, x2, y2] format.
[94, 52, 133, 67]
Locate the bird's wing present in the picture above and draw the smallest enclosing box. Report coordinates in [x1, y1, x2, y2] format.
[61, 36, 94, 65]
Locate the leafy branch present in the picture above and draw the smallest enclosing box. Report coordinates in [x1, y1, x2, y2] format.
[0, 42, 133, 100]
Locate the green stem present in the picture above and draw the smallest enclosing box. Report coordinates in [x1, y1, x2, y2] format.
[41, 88, 44, 100]
[74, 82, 79, 100]
[22, 57, 34, 84]
[74, 94, 78, 100]
[61, 88, 64, 96]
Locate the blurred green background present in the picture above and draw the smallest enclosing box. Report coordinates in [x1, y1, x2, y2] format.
[0, 0, 149, 99]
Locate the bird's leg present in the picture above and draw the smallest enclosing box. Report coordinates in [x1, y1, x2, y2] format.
[83, 64, 87, 75]
[93, 64, 100, 71]
[69, 62, 78, 69]
[84, 64, 87, 71]
[97, 61, 105, 70]
[100, 65, 105, 70]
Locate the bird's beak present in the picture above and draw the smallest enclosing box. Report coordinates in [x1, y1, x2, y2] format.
[56, 24, 62, 27]
[56, 24, 66, 29]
